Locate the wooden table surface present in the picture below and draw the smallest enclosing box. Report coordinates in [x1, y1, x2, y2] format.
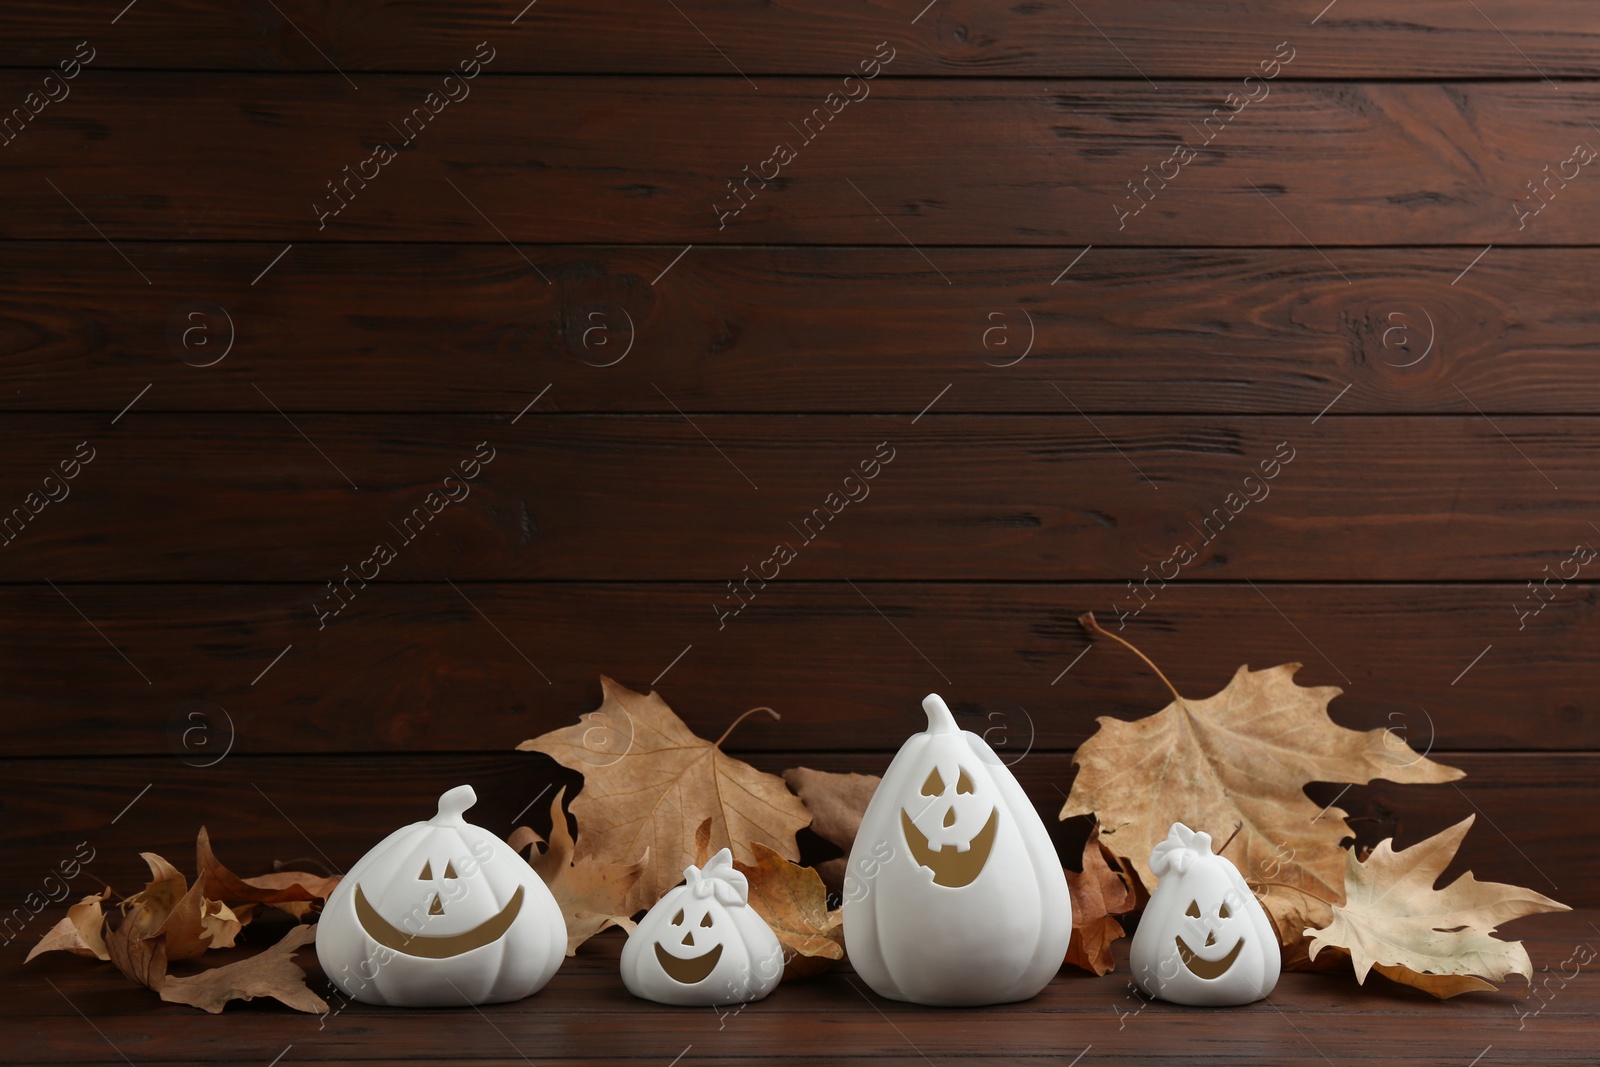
[11, 909, 1595, 1066]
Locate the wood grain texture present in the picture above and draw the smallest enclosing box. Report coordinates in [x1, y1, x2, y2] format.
[9, 906, 1597, 1065]
[0, 753, 1584, 904]
[4, 0, 1600, 77]
[4, 76, 1599, 244]
[5, 243, 1598, 415]
[0, 583, 1590, 757]
[0, 415, 1593, 581]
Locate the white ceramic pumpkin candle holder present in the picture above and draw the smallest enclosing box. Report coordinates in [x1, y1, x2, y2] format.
[315, 784, 566, 1007]
[1129, 822, 1280, 1006]
[621, 848, 783, 1006]
[843, 693, 1072, 1006]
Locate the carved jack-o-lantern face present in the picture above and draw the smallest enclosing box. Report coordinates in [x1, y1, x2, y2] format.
[352, 857, 526, 960]
[900, 760, 999, 887]
[1129, 822, 1280, 1007]
[842, 694, 1074, 1007]
[653, 902, 725, 984]
[315, 785, 568, 1007]
[621, 848, 784, 1006]
[1173, 895, 1244, 978]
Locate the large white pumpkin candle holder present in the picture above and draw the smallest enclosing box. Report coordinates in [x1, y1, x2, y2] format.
[621, 848, 784, 1006]
[316, 784, 567, 1007]
[843, 693, 1072, 1006]
[1129, 822, 1280, 1006]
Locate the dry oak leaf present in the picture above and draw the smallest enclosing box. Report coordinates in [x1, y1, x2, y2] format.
[782, 768, 880, 853]
[159, 924, 328, 1014]
[1306, 816, 1568, 998]
[196, 827, 341, 920]
[519, 676, 811, 911]
[25, 889, 111, 963]
[511, 786, 644, 955]
[734, 843, 845, 981]
[1061, 618, 1462, 906]
[1063, 824, 1136, 976]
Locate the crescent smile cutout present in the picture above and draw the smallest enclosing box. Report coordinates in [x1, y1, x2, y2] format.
[1174, 934, 1244, 979]
[655, 941, 724, 984]
[900, 807, 999, 888]
[353, 883, 525, 959]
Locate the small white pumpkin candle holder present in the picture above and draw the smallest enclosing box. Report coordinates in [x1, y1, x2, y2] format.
[621, 848, 783, 1006]
[843, 693, 1072, 1006]
[1129, 822, 1280, 1006]
[316, 784, 567, 1007]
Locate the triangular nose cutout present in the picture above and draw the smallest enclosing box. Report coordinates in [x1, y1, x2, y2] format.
[428, 894, 444, 915]
[1205, 931, 1216, 947]
[681, 932, 694, 946]
[943, 807, 956, 827]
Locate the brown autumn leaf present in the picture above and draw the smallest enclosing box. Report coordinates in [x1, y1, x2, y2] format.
[512, 786, 644, 955]
[159, 875, 243, 961]
[106, 917, 168, 991]
[26, 890, 111, 963]
[519, 676, 811, 910]
[159, 924, 328, 1014]
[694, 816, 714, 867]
[1258, 883, 1341, 971]
[734, 843, 845, 980]
[103, 852, 189, 988]
[1061, 614, 1462, 908]
[1063, 824, 1135, 976]
[782, 767, 880, 898]
[782, 768, 880, 851]
[196, 827, 341, 920]
[1306, 816, 1569, 998]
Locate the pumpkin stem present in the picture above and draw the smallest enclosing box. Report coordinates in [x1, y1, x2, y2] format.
[1078, 611, 1182, 704]
[921, 693, 960, 734]
[715, 706, 779, 748]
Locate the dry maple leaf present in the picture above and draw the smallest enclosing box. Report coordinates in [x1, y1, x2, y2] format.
[510, 786, 644, 955]
[734, 843, 845, 980]
[1258, 882, 1340, 971]
[159, 924, 328, 1014]
[1063, 824, 1135, 976]
[1061, 614, 1462, 907]
[1306, 816, 1568, 998]
[196, 827, 341, 920]
[519, 676, 811, 910]
[26, 889, 111, 963]
[781, 768, 880, 898]
[782, 768, 880, 852]
[105, 853, 189, 987]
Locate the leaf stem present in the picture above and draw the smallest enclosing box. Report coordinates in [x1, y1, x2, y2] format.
[1218, 820, 1244, 854]
[1078, 612, 1182, 703]
[715, 706, 780, 748]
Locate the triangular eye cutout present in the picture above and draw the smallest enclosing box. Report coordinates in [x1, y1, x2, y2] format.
[921, 768, 945, 796]
[443, 861, 458, 879]
[956, 768, 975, 794]
[1185, 900, 1201, 918]
[419, 860, 433, 880]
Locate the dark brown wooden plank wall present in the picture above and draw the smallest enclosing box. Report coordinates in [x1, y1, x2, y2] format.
[1, 0, 1594, 958]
